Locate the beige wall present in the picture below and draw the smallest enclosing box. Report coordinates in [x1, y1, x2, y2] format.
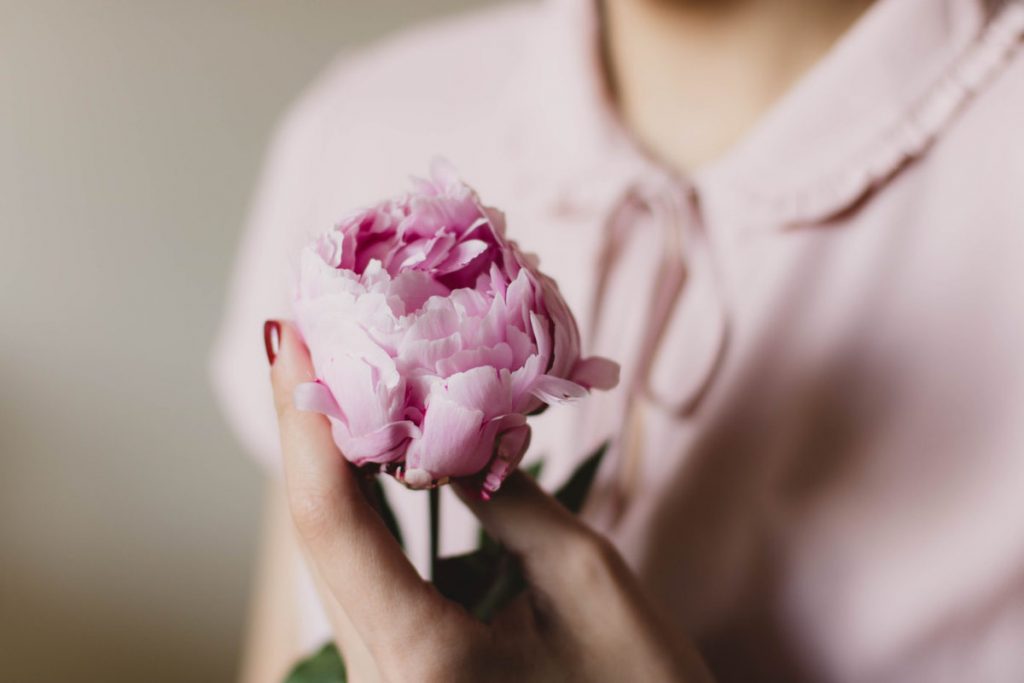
[0, 1, 492, 680]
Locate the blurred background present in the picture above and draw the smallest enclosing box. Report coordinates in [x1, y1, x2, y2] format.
[0, 1, 491, 680]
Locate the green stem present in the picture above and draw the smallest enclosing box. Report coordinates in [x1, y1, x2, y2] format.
[429, 486, 440, 581]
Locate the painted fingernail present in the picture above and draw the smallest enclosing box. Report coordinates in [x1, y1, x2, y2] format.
[263, 320, 281, 366]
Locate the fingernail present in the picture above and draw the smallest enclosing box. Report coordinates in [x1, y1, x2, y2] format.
[263, 320, 281, 366]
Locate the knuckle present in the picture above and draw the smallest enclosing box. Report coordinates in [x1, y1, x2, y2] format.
[563, 530, 618, 586]
[416, 659, 462, 683]
[388, 617, 486, 683]
[387, 644, 471, 683]
[287, 486, 338, 540]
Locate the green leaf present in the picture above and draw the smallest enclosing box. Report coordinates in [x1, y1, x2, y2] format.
[371, 478, 404, 549]
[434, 549, 504, 610]
[554, 441, 608, 514]
[434, 546, 524, 623]
[477, 526, 502, 559]
[469, 555, 527, 623]
[284, 642, 346, 683]
[523, 459, 545, 481]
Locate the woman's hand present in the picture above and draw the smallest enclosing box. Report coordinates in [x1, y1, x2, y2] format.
[267, 321, 714, 683]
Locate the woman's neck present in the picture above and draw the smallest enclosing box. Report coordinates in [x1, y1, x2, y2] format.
[601, 0, 874, 172]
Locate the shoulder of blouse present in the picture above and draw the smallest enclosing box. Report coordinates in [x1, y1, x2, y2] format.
[274, 1, 542, 153]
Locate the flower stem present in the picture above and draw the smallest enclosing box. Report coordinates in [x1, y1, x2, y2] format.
[429, 486, 440, 581]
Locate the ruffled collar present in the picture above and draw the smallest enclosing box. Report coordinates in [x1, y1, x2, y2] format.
[516, 0, 1024, 229]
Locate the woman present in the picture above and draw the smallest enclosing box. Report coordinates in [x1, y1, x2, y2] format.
[212, 0, 1024, 680]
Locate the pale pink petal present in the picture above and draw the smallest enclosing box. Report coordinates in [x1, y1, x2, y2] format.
[437, 196, 485, 232]
[401, 468, 432, 489]
[448, 286, 489, 317]
[320, 355, 403, 437]
[337, 420, 420, 465]
[480, 205, 508, 238]
[510, 354, 544, 406]
[429, 156, 462, 191]
[355, 234, 397, 273]
[443, 366, 510, 418]
[388, 235, 433, 270]
[487, 262, 508, 298]
[408, 175, 437, 196]
[471, 294, 510, 349]
[460, 217, 498, 247]
[404, 370, 440, 415]
[293, 381, 344, 421]
[482, 422, 532, 498]
[404, 300, 459, 342]
[529, 312, 552, 368]
[537, 275, 582, 377]
[405, 393, 486, 477]
[461, 411, 526, 480]
[312, 321, 399, 388]
[397, 334, 463, 375]
[503, 269, 535, 333]
[386, 270, 450, 315]
[505, 324, 536, 367]
[570, 356, 620, 390]
[436, 343, 515, 377]
[530, 375, 588, 404]
[413, 232, 457, 271]
[436, 239, 489, 275]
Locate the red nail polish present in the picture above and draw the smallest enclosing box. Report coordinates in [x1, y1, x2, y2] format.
[263, 320, 281, 365]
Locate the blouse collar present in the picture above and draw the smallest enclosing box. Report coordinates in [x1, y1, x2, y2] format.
[518, 0, 1024, 229]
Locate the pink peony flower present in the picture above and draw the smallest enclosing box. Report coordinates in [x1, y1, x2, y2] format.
[293, 160, 618, 497]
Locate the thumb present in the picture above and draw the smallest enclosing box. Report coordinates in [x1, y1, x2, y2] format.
[455, 470, 613, 595]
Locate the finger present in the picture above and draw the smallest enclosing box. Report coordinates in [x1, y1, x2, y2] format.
[454, 470, 600, 590]
[490, 591, 537, 637]
[459, 471, 715, 682]
[268, 321, 352, 508]
[306, 561, 382, 683]
[457, 470, 649, 649]
[266, 482, 381, 681]
[268, 321, 460, 654]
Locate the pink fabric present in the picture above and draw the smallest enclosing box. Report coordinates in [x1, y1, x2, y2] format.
[210, 0, 1024, 680]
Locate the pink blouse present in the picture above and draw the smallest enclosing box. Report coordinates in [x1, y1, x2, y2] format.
[211, 0, 1024, 680]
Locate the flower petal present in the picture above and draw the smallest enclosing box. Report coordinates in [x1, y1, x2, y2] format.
[443, 366, 510, 419]
[318, 354, 404, 436]
[529, 312, 552, 368]
[435, 239, 489, 275]
[386, 270, 449, 314]
[530, 375, 588, 404]
[481, 421, 531, 499]
[406, 393, 486, 477]
[293, 381, 344, 421]
[570, 356, 620, 390]
[537, 274, 581, 377]
[436, 343, 515, 377]
[338, 420, 421, 464]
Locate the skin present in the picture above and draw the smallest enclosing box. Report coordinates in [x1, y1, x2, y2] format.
[240, 2, 874, 681]
[603, 0, 874, 171]
[266, 323, 715, 682]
